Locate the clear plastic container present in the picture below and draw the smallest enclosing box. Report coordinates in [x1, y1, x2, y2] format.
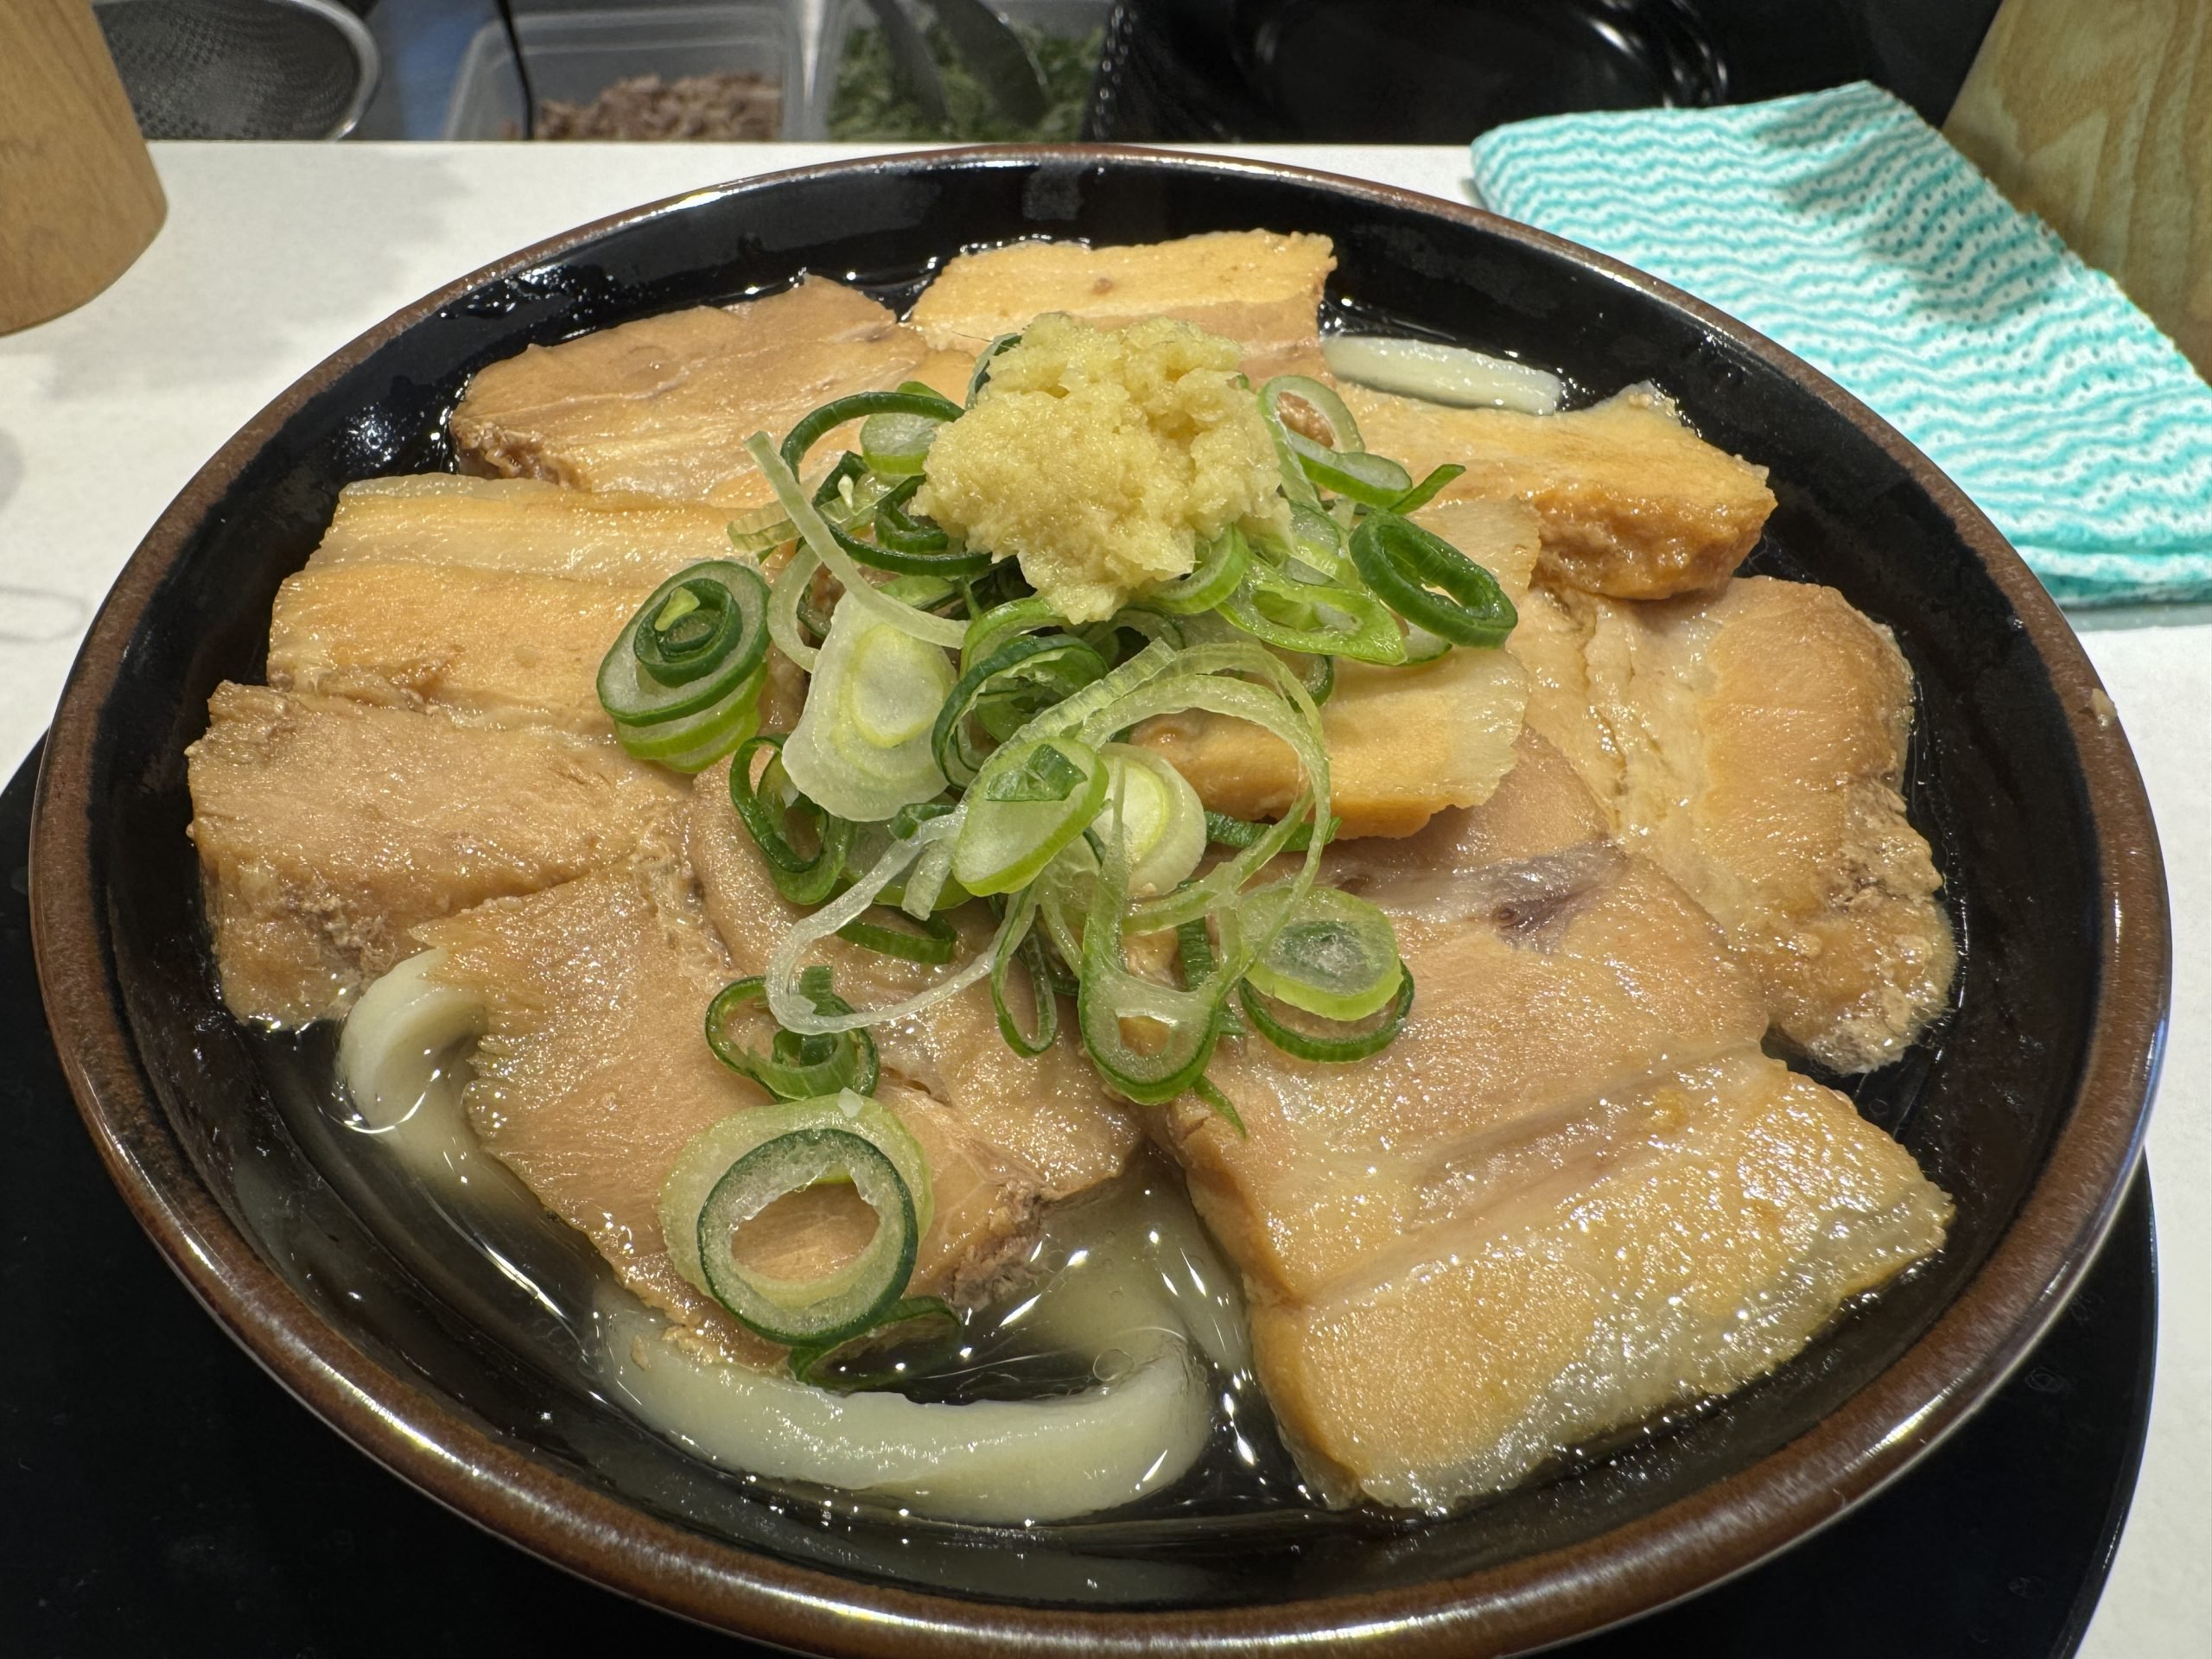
[442, 3, 798, 142]
[796, 0, 1112, 141]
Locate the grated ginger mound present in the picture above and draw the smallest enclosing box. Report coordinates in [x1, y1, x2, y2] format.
[915, 312, 1287, 623]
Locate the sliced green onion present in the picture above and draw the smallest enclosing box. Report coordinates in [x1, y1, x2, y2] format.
[836, 907, 959, 963]
[728, 734, 854, 906]
[874, 476, 950, 553]
[780, 389, 963, 479]
[1176, 918, 1244, 1038]
[1219, 549, 1408, 665]
[1389, 463, 1465, 514]
[968, 332, 1022, 405]
[989, 887, 1058, 1058]
[1238, 968, 1414, 1064]
[767, 548, 823, 671]
[1287, 501, 1353, 579]
[599, 562, 769, 725]
[1147, 529, 1248, 614]
[765, 812, 1007, 1038]
[932, 632, 1107, 786]
[1205, 809, 1338, 853]
[658, 1094, 934, 1344]
[611, 660, 766, 773]
[1191, 1075, 1247, 1136]
[706, 974, 879, 1099]
[780, 601, 957, 822]
[1094, 744, 1206, 898]
[961, 595, 1065, 674]
[1284, 429, 1414, 505]
[1350, 509, 1518, 648]
[859, 383, 951, 475]
[700, 1128, 916, 1347]
[745, 431, 967, 650]
[785, 1295, 961, 1391]
[954, 735, 1109, 897]
[727, 500, 797, 557]
[1237, 882, 1406, 1021]
[1260, 375, 1365, 453]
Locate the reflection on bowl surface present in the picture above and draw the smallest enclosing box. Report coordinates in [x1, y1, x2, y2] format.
[30, 149, 2164, 1656]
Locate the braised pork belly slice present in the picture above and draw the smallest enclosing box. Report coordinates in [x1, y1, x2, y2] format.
[1343, 383, 1776, 600]
[1529, 575, 1956, 1072]
[688, 757, 1141, 1203]
[416, 867, 1043, 1368]
[908, 231, 1338, 382]
[1131, 500, 1541, 839]
[309, 476, 736, 583]
[187, 685, 683, 1025]
[268, 561, 661, 736]
[1158, 735, 1951, 1509]
[450, 276, 926, 508]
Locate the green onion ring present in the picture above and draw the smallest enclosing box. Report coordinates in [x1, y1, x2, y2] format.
[1218, 550, 1407, 664]
[1238, 968, 1415, 1064]
[780, 389, 963, 478]
[1388, 462, 1465, 514]
[728, 734, 854, 906]
[988, 888, 1058, 1058]
[1350, 509, 1518, 648]
[1147, 529, 1249, 615]
[874, 476, 950, 553]
[706, 975, 880, 1099]
[785, 1295, 961, 1391]
[836, 907, 959, 963]
[931, 632, 1108, 786]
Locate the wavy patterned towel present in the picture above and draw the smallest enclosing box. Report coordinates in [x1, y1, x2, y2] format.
[1469, 81, 2212, 607]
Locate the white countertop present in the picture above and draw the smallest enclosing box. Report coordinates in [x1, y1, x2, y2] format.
[1, 142, 2202, 1654]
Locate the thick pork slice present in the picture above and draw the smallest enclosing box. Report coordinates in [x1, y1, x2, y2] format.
[268, 561, 659, 736]
[1567, 575, 1957, 1071]
[188, 685, 683, 1024]
[308, 476, 735, 583]
[1131, 499, 1540, 838]
[688, 758, 1142, 1202]
[450, 276, 926, 507]
[417, 866, 1043, 1368]
[1344, 384, 1776, 599]
[1159, 735, 1951, 1509]
[908, 231, 1338, 382]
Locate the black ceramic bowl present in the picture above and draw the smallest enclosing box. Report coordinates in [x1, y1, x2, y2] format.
[30, 149, 2167, 1656]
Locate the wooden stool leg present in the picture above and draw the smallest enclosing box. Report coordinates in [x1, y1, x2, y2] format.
[0, 0, 168, 336]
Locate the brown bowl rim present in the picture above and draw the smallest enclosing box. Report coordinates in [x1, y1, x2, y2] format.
[29, 145, 2169, 1657]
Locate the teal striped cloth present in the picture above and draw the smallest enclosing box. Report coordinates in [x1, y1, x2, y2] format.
[1469, 81, 2212, 607]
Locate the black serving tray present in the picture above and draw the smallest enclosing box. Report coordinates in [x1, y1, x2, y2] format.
[1, 741, 2153, 1656]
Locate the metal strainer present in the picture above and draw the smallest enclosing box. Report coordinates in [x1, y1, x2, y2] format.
[93, 0, 380, 141]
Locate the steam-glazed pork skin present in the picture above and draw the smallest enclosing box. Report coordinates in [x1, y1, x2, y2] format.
[187, 685, 683, 1024]
[450, 276, 926, 507]
[1160, 736, 1952, 1508]
[1344, 384, 1776, 599]
[418, 867, 1044, 1368]
[908, 231, 1338, 382]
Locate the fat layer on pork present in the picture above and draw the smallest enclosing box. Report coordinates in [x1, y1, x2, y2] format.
[907, 230, 1338, 383]
[450, 276, 925, 507]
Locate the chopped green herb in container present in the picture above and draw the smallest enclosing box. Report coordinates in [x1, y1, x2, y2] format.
[829, 11, 1103, 143]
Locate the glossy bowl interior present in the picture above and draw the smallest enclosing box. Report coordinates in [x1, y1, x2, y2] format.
[30, 149, 2167, 1656]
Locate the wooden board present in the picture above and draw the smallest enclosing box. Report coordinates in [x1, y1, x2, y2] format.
[1946, 0, 2212, 379]
[0, 0, 166, 334]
